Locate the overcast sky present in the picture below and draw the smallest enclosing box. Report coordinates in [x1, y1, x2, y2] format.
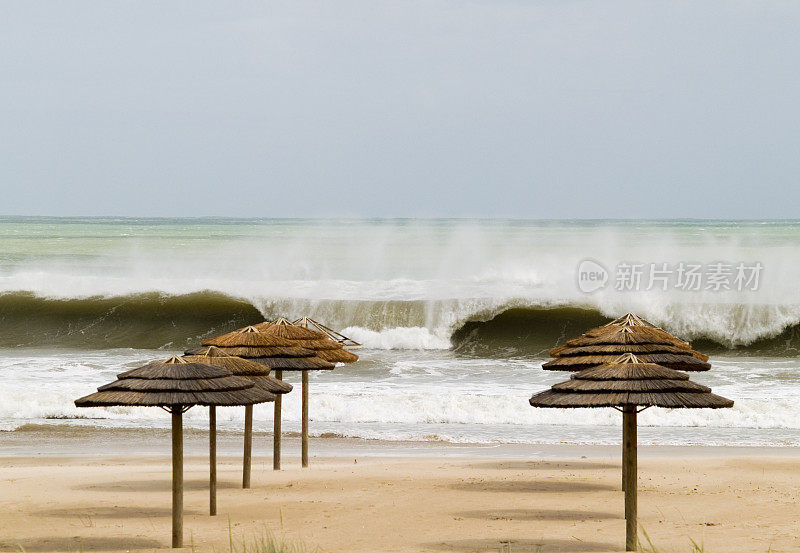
[2, 1, 799, 218]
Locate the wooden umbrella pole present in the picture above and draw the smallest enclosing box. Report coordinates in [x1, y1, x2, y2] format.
[621, 416, 628, 491]
[209, 406, 217, 516]
[273, 370, 282, 471]
[172, 407, 184, 549]
[301, 371, 309, 468]
[243, 404, 253, 488]
[623, 406, 638, 551]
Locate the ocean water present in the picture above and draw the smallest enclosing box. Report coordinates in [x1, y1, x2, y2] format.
[1, 217, 799, 447]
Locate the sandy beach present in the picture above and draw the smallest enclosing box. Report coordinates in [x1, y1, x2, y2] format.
[6, 0, 800, 549]
[1, 431, 798, 553]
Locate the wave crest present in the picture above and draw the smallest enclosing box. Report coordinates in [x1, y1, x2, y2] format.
[0, 290, 799, 355]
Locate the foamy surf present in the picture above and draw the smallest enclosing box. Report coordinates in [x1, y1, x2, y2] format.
[1, 218, 799, 447]
[1, 348, 799, 446]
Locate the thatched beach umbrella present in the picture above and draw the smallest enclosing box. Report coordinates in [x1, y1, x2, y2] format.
[544, 312, 711, 493]
[292, 316, 362, 348]
[530, 353, 733, 551]
[196, 324, 335, 470]
[256, 317, 360, 364]
[74, 356, 274, 548]
[252, 318, 358, 467]
[182, 346, 292, 507]
[545, 313, 711, 372]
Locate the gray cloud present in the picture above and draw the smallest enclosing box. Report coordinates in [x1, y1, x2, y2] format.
[2, 1, 799, 218]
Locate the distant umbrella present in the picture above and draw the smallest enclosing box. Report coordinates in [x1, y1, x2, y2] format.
[197, 324, 335, 471]
[530, 353, 733, 551]
[545, 313, 710, 372]
[255, 317, 360, 363]
[252, 318, 358, 467]
[74, 356, 274, 548]
[182, 346, 291, 508]
[292, 316, 362, 348]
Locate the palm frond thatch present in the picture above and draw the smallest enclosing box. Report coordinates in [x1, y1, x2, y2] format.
[315, 347, 360, 363]
[252, 318, 359, 364]
[292, 317, 362, 348]
[530, 353, 733, 409]
[529, 389, 733, 409]
[543, 353, 710, 372]
[565, 325, 691, 348]
[547, 312, 709, 371]
[75, 356, 275, 408]
[550, 343, 710, 362]
[202, 326, 297, 348]
[182, 346, 293, 394]
[248, 355, 336, 371]
[185, 345, 316, 358]
[187, 345, 335, 371]
[253, 318, 326, 340]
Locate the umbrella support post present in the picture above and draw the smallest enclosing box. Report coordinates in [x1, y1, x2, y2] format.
[273, 370, 282, 471]
[209, 406, 217, 516]
[621, 419, 628, 491]
[302, 372, 309, 468]
[623, 406, 638, 551]
[172, 408, 184, 549]
[243, 404, 253, 488]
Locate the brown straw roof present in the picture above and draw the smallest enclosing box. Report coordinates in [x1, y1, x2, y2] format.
[248, 355, 336, 371]
[292, 317, 362, 348]
[182, 346, 293, 394]
[253, 318, 359, 364]
[544, 313, 710, 372]
[253, 318, 325, 340]
[202, 325, 298, 348]
[185, 345, 335, 371]
[550, 343, 708, 360]
[544, 353, 710, 371]
[192, 318, 348, 370]
[185, 345, 316, 358]
[530, 353, 733, 409]
[315, 348, 360, 363]
[75, 356, 275, 408]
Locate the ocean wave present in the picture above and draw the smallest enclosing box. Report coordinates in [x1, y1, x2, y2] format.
[341, 326, 451, 350]
[4, 219, 800, 352]
[1, 290, 800, 354]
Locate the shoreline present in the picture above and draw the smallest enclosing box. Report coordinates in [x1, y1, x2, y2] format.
[3, 424, 800, 460]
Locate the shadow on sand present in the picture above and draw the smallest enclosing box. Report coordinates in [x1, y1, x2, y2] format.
[1, 536, 163, 552]
[450, 479, 616, 493]
[73, 478, 239, 492]
[466, 460, 618, 471]
[455, 508, 620, 521]
[424, 537, 617, 552]
[35, 505, 201, 518]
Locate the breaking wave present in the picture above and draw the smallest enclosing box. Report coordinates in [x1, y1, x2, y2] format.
[2, 218, 800, 354]
[1, 291, 800, 355]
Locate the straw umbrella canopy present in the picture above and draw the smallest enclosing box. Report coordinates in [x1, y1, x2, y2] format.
[292, 316, 362, 348]
[544, 313, 711, 372]
[74, 356, 274, 549]
[195, 324, 335, 470]
[543, 312, 711, 496]
[251, 318, 358, 467]
[530, 353, 733, 551]
[255, 318, 360, 364]
[181, 346, 292, 505]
